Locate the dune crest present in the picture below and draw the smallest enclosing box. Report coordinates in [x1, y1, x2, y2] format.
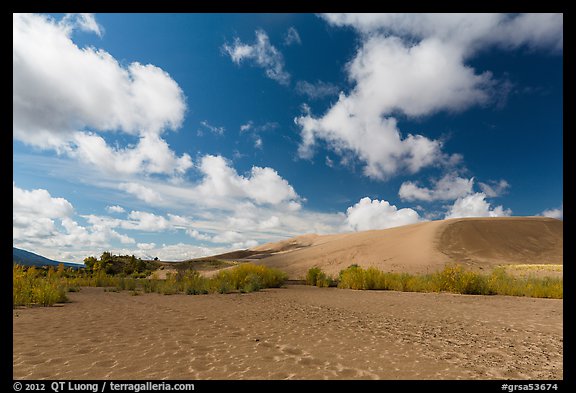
[246, 217, 562, 279]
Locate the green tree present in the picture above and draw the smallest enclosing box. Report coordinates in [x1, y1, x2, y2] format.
[100, 252, 116, 274]
[135, 258, 146, 273]
[84, 256, 97, 271]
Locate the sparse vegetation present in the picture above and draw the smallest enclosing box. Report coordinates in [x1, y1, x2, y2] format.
[16, 249, 561, 309]
[14, 260, 288, 308]
[315, 271, 334, 287]
[13, 265, 68, 307]
[213, 263, 287, 291]
[240, 274, 263, 293]
[305, 267, 321, 286]
[307, 264, 562, 299]
[306, 266, 335, 287]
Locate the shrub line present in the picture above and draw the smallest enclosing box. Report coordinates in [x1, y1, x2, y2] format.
[13, 262, 288, 308]
[305, 264, 562, 299]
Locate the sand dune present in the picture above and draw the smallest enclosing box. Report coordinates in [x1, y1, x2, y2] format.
[245, 217, 562, 279]
[13, 286, 562, 380]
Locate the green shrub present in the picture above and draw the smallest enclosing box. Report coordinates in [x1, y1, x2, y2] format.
[363, 267, 384, 290]
[458, 270, 491, 295]
[305, 267, 335, 287]
[433, 264, 462, 292]
[13, 265, 68, 307]
[306, 267, 322, 286]
[158, 275, 180, 295]
[525, 276, 562, 298]
[338, 265, 365, 290]
[482, 267, 562, 298]
[13, 265, 33, 307]
[240, 274, 263, 293]
[214, 263, 287, 291]
[117, 277, 127, 291]
[142, 279, 160, 293]
[183, 271, 209, 295]
[33, 281, 67, 306]
[159, 283, 178, 295]
[315, 271, 333, 288]
[125, 278, 137, 291]
[91, 270, 118, 287]
[403, 274, 435, 292]
[215, 279, 233, 294]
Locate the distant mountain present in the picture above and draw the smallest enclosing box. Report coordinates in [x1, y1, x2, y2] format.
[13, 247, 84, 269]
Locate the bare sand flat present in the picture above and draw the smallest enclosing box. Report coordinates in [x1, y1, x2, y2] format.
[245, 217, 562, 278]
[13, 286, 562, 380]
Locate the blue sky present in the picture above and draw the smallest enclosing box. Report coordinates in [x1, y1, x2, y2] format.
[13, 13, 563, 263]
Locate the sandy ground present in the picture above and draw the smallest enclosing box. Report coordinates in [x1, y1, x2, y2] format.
[13, 286, 562, 380]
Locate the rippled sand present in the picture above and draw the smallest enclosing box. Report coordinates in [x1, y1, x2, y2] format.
[13, 286, 562, 380]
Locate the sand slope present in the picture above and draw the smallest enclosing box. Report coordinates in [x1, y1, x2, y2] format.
[245, 217, 562, 279]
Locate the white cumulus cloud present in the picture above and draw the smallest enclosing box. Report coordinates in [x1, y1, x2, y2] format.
[60, 13, 103, 37]
[321, 13, 562, 51]
[13, 183, 135, 262]
[137, 242, 156, 250]
[13, 182, 74, 218]
[197, 155, 300, 206]
[186, 229, 212, 241]
[123, 211, 171, 232]
[444, 192, 511, 219]
[345, 197, 420, 231]
[296, 94, 447, 179]
[13, 13, 190, 178]
[70, 132, 192, 177]
[106, 205, 125, 214]
[296, 13, 563, 181]
[295, 35, 490, 179]
[541, 204, 563, 220]
[118, 182, 164, 205]
[211, 230, 246, 244]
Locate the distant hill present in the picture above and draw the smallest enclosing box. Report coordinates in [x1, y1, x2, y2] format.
[13, 247, 84, 269]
